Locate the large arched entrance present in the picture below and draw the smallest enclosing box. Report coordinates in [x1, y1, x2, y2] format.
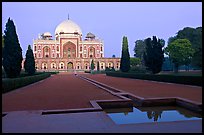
[67, 62, 73, 70]
[63, 41, 76, 58]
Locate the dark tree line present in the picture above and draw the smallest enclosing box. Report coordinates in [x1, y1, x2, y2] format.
[3, 18, 36, 78]
[167, 27, 202, 68]
[176, 27, 202, 68]
[121, 35, 164, 74]
[143, 36, 164, 74]
[133, 36, 164, 74]
[165, 39, 194, 73]
[133, 26, 202, 73]
[2, 18, 23, 78]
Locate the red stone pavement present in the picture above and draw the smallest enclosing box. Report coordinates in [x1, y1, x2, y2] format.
[81, 74, 202, 103]
[2, 73, 120, 112]
[2, 73, 202, 112]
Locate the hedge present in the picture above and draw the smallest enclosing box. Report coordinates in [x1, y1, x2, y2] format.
[84, 70, 91, 73]
[2, 72, 51, 93]
[106, 72, 202, 86]
[84, 70, 107, 74]
[44, 71, 59, 74]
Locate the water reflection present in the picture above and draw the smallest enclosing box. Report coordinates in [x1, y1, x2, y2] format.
[124, 111, 129, 115]
[146, 111, 163, 121]
[104, 105, 202, 124]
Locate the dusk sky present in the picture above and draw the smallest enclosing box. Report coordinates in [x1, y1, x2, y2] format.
[2, 2, 202, 58]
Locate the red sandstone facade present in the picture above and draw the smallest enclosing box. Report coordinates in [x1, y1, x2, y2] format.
[26, 19, 120, 72]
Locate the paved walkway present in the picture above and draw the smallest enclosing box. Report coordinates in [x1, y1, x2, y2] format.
[2, 73, 202, 133]
[2, 73, 120, 112]
[2, 111, 202, 133]
[81, 74, 202, 103]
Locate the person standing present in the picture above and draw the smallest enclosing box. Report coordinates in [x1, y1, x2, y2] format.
[74, 69, 77, 76]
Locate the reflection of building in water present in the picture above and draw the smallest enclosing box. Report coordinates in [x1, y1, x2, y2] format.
[124, 111, 129, 115]
[22, 18, 120, 71]
[146, 111, 163, 121]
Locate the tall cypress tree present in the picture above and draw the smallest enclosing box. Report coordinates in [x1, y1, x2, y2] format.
[91, 59, 95, 71]
[120, 36, 130, 72]
[3, 18, 23, 78]
[97, 61, 100, 71]
[24, 45, 36, 75]
[143, 36, 164, 74]
[143, 38, 152, 72]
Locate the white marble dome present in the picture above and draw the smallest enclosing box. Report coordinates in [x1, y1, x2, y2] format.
[43, 32, 52, 37]
[55, 19, 82, 35]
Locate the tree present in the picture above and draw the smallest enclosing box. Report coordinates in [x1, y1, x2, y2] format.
[120, 36, 130, 72]
[159, 39, 165, 47]
[165, 39, 195, 73]
[130, 57, 141, 68]
[162, 57, 174, 71]
[97, 61, 100, 71]
[167, 36, 177, 45]
[177, 27, 195, 40]
[90, 59, 95, 71]
[133, 39, 146, 66]
[143, 36, 164, 74]
[24, 45, 36, 75]
[2, 33, 4, 57]
[177, 27, 202, 68]
[133, 40, 146, 66]
[2, 18, 23, 78]
[133, 40, 146, 59]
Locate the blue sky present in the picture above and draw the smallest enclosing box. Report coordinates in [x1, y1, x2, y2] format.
[2, 2, 202, 58]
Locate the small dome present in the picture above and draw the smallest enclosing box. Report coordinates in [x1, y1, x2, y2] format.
[55, 20, 82, 35]
[86, 32, 95, 38]
[43, 32, 52, 37]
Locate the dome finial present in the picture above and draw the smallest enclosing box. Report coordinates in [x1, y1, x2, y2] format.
[68, 13, 69, 20]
